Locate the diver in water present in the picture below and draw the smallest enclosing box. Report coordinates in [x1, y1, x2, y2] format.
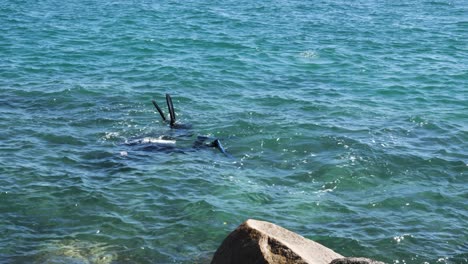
[126, 94, 228, 156]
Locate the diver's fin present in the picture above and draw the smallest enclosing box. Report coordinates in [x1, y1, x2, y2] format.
[166, 94, 176, 127]
[152, 100, 166, 121]
[211, 139, 230, 156]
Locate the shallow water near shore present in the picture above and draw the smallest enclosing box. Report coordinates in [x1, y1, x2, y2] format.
[1, 0, 467, 263]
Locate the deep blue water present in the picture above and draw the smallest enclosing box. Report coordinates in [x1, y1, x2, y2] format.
[0, 0, 467, 263]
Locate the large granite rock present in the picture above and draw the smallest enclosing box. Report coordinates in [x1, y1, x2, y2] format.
[211, 219, 344, 264]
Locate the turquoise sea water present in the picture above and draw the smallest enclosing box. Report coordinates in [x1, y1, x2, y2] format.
[1, 0, 467, 263]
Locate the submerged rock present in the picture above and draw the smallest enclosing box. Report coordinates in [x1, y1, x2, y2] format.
[211, 219, 344, 264]
[35, 239, 117, 264]
[330, 257, 386, 264]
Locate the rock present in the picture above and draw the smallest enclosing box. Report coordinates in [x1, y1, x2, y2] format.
[211, 219, 344, 264]
[330, 257, 386, 264]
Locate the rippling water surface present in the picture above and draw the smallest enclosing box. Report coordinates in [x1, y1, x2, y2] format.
[1, 0, 467, 263]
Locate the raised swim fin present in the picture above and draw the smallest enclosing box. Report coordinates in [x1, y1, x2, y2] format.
[152, 100, 166, 121]
[166, 94, 176, 127]
[211, 139, 230, 156]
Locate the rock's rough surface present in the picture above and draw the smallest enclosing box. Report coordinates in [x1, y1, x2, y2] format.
[211, 219, 344, 264]
[330, 257, 386, 264]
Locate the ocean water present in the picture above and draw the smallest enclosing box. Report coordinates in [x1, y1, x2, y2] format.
[0, 0, 467, 263]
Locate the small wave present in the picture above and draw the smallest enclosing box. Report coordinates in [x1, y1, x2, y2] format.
[37, 132, 86, 146]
